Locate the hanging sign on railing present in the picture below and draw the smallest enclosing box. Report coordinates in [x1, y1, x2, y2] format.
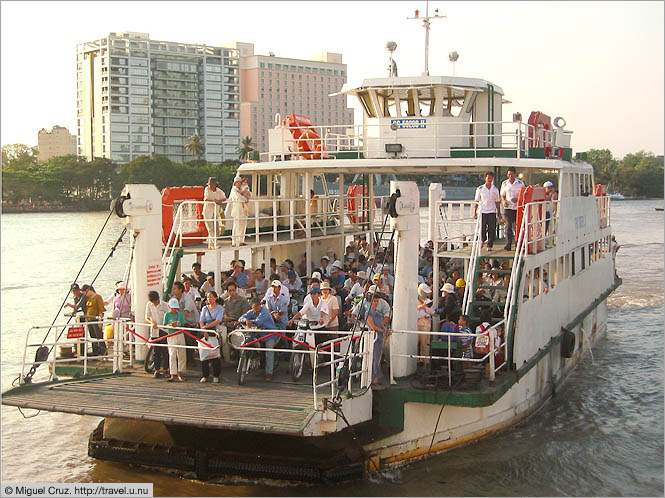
[67, 325, 85, 339]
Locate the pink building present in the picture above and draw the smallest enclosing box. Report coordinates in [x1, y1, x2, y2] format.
[226, 42, 353, 154]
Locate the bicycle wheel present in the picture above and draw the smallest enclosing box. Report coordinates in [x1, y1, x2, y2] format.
[143, 345, 155, 374]
[289, 351, 305, 381]
[237, 353, 249, 385]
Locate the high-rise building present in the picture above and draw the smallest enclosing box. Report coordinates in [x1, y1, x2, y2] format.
[224, 42, 353, 154]
[76, 32, 240, 164]
[37, 126, 77, 163]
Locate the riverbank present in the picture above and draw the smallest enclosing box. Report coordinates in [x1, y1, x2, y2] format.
[2, 200, 111, 213]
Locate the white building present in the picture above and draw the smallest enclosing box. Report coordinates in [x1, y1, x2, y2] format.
[76, 32, 240, 164]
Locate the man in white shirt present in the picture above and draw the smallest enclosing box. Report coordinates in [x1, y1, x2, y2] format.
[474, 171, 502, 251]
[288, 287, 329, 336]
[182, 276, 202, 309]
[203, 176, 227, 249]
[500, 168, 525, 251]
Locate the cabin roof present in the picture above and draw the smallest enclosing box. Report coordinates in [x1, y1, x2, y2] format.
[335, 75, 505, 97]
[238, 157, 592, 175]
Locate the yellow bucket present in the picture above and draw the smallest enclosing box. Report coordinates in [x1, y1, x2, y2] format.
[105, 324, 114, 339]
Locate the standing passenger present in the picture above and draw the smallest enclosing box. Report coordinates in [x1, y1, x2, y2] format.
[474, 172, 502, 251]
[203, 176, 227, 249]
[198, 291, 224, 383]
[164, 298, 186, 382]
[81, 285, 107, 356]
[145, 290, 170, 378]
[226, 176, 251, 247]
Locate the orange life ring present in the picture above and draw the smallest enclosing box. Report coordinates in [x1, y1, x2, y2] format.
[161, 186, 208, 246]
[284, 114, 324, 160]
[346, 185, 368, 223]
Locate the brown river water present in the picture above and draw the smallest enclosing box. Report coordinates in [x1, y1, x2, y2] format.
[1, 200, 663, 496]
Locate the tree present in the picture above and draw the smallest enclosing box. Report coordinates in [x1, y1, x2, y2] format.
[185, 133, 205, 160]
[585, 149, 618, 189]
[237, 136, 255, 162]
[2, 143, 38, 171]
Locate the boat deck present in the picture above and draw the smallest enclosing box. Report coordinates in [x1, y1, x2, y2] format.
[1, 366, 323, 436]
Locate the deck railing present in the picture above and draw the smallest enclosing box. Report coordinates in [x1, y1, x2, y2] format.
[263, 120, 561, 161]
[390, 320, 507, 384]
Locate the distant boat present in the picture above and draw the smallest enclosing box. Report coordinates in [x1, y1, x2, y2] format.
[609, 193, 626, 201]
[655, 207, 664, 212]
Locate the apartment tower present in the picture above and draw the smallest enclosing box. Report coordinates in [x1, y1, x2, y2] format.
[76, 32, 240, 164]
[226, 42, 353, 154]
[37, 126, 77, 163]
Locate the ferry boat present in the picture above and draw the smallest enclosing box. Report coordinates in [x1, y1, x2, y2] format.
[2, 13, 621, 485]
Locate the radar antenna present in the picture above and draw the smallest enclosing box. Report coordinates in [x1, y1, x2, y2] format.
[407, 0, 445, 76]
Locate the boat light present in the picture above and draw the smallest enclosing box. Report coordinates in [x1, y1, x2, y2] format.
[385, 143, 403, 153]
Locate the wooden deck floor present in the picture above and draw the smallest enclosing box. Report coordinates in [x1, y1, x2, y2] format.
[2, 369, 321, 435]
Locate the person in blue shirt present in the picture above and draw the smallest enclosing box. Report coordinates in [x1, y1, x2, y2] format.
[239, 298, 279, 381]
[264, 280, 289, 330]
[329, 263, 347, 301]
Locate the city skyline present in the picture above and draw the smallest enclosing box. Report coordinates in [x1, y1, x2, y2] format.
[1, 1, 663, 158]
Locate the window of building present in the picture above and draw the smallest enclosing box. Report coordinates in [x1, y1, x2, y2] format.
[130, 77, 148, 86]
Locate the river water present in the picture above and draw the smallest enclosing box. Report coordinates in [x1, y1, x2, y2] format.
[1, 200, 663, 496]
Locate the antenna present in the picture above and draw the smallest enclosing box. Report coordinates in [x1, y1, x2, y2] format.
[386, 41, 398, 77]
[407, 0, 445, 76]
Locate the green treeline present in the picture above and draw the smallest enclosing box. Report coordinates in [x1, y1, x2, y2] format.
[584, 149, 663, 198]
[1, 144, 241, 208]
[1, 145, 662, 209]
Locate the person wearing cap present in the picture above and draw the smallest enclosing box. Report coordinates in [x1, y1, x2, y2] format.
[200, 272, 216, 296]
[221, 282, 250, 331]
[66, 283, 87, 316]
[108, 281, 132, 321]
[350, 285, 391, 325]
[500, 168, 525, 251]
[329, 261, 347, 300]
[145, 290, 170, 378]
[226, 175, 251, 247]
[203, 176, 227, 249]
[289, 287, 329, 333]
[543, 180, 558, 238]
[439, 282, 462, 325]
[474, 171, 502, 251]
[455, 278, 466, 301]
[264, 280, 289, 330]
[365, 296, 391, 385]
[365, 256, 383, 278]
[319, 282, 340, 332]
[282, 269, 303, 300]
[277, 261, 290, 282]
[163, 297, 186, 382]
[81, 285, 107, 356]
[224, 261, 249, 289]
[239, 298, 278, 381]
[417, 283, 434, 367]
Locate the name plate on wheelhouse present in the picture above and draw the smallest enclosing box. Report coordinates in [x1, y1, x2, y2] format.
[391, 118, 426, 129]
[67, 325, 85, 339]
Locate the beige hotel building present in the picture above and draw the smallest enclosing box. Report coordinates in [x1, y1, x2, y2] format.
[227, 42, 353, 154]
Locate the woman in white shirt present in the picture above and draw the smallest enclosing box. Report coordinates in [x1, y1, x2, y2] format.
[203, 177, 227, 249]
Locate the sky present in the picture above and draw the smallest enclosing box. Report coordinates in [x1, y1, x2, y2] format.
[1, 1, 663, 159]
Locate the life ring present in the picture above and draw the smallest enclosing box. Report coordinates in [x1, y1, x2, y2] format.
[553, 116, 566, 129]
[162, 186, 208, 246]
[346, 185, 367, 224]
[284, 114, 324, 160]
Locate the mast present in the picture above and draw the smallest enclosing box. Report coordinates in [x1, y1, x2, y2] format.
[407, 0, 445, 76]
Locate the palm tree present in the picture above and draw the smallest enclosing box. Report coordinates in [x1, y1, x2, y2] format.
[237, 136, 255, 162]
[185, 132, 205, 160]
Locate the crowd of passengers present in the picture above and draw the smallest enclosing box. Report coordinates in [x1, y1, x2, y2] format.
[68, 234, 509, 385]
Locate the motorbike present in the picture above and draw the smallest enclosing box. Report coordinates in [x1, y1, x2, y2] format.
[289, 318, 325, 381]
[228, 324, 280, 385]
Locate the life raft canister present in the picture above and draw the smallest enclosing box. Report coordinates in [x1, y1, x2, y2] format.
[345, 184, 368, 223]
[516, 185, 548, 254]
[283, 114, 324, 160]
[161, 186, 208, 246]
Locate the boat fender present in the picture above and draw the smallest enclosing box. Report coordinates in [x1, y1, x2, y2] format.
[388, 189, 401, 218]
[561, 328, 575, 358]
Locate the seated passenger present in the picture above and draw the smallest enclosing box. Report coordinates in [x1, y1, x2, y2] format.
[221, 282, 250, 331]
[265, 280, 289, 330]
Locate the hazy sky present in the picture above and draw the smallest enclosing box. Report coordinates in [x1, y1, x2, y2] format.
[1, 1, 663, 158]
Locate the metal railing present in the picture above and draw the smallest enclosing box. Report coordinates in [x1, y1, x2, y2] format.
[597, 195, 611, 228]
[263, 120, 563, 161]
[312, 330, 373, 410]
[20, 317, 130, 383]
[390, 320, 507, 384]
